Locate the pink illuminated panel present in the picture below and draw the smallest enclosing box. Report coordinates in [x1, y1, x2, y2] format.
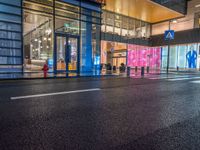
[128, 45, 161, 68]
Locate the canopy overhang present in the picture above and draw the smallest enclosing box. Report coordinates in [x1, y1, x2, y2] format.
[103, 0, 184, 23]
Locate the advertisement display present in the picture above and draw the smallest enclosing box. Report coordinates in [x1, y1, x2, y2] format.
[127, 45, 161, 69]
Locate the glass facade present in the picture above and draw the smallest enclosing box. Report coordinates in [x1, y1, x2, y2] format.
[23, 0, 53, 72]
[22, 0, 101, 76]
[101, 41, 161, 75]
[101, 41, 127, 75]
[128, 45, 161, 69]
[0, 0, 22, 72]
[101, 10, 151, 41]
[161, 43, 200, 71]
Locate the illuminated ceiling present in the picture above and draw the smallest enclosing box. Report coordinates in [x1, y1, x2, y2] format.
[103, 0, 184, 23]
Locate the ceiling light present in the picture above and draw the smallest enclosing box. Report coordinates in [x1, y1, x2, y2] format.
[45, 29, 52, 35]
[34, 39, 38, 42]
[172, 20, 177, 23]
[195, 4, 200, 8]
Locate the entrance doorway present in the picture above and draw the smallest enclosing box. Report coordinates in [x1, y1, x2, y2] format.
[55, 35, 79, 76]
[101, 41, 127, 75]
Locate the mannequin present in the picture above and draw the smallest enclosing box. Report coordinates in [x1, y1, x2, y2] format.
[186, 46, 197, 68]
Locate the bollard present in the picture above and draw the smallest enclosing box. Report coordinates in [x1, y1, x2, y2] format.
[141, 67, 145, 76]
[135, 66, 137, 73]
[147, 66, 150, 74]
[127, 67, 130, 77]
[177, 66, 179, 72]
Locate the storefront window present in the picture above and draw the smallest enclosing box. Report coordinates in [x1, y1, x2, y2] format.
[187, 44, 198, 69]
[169, 46, 177, 68]
[101, 10, 151, 46]
[22, 0, 101, 76]
[100, 41, 127, 75]
[121, 17, 128, 37]
[178, 45, 187, 68]
[161, 44, 199, 71]
[23, 0, 53, 72]
[128, 19, 136, 38]
[80, 21, 101, 75]
[55, 17, 79, 35]
[161, 46, 168, 69]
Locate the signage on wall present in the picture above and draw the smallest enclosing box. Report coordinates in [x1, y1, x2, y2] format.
[164, 30, 175, 40]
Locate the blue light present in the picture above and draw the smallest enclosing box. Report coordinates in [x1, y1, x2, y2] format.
[94, 56, 100, 65]
[48, 59, 53, 68]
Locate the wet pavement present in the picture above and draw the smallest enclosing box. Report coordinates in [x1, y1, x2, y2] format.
[0, 75, 200, 149]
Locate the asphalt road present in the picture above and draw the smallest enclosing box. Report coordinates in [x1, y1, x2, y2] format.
[0, 75, 200, 150]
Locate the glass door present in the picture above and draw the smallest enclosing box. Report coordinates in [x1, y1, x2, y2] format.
[56, 36, 67, 72]
[56, 35, 79, 76]
[67, 37, 78, 76]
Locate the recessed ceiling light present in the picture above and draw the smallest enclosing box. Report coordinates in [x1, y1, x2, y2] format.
[172, 19, 177, 23]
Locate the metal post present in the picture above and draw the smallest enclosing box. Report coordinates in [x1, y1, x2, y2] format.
[111, 51, 113, 74]
[127, 67, 130, 77]
[166, 21, 171, 74]
[141, 67, 144, 76]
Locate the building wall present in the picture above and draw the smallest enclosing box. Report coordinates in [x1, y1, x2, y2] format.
[152, 0, 200, 35]
[0, 0, 22, 73]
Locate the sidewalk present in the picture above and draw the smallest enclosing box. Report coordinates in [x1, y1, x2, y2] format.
[1, 70, 200, 80]
[0, 72, 119, 80]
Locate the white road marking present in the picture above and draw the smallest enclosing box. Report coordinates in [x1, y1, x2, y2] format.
[167, 77, 200, 81]
[190, 80, 200, 84]
[10, 88, 101, 100]
[149, 77, 171, 80]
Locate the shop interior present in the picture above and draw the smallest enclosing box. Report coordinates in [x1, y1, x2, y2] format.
[101, 41, 127, 74]
[23, 10, 53, 72]
[23, 1, 79, 73]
